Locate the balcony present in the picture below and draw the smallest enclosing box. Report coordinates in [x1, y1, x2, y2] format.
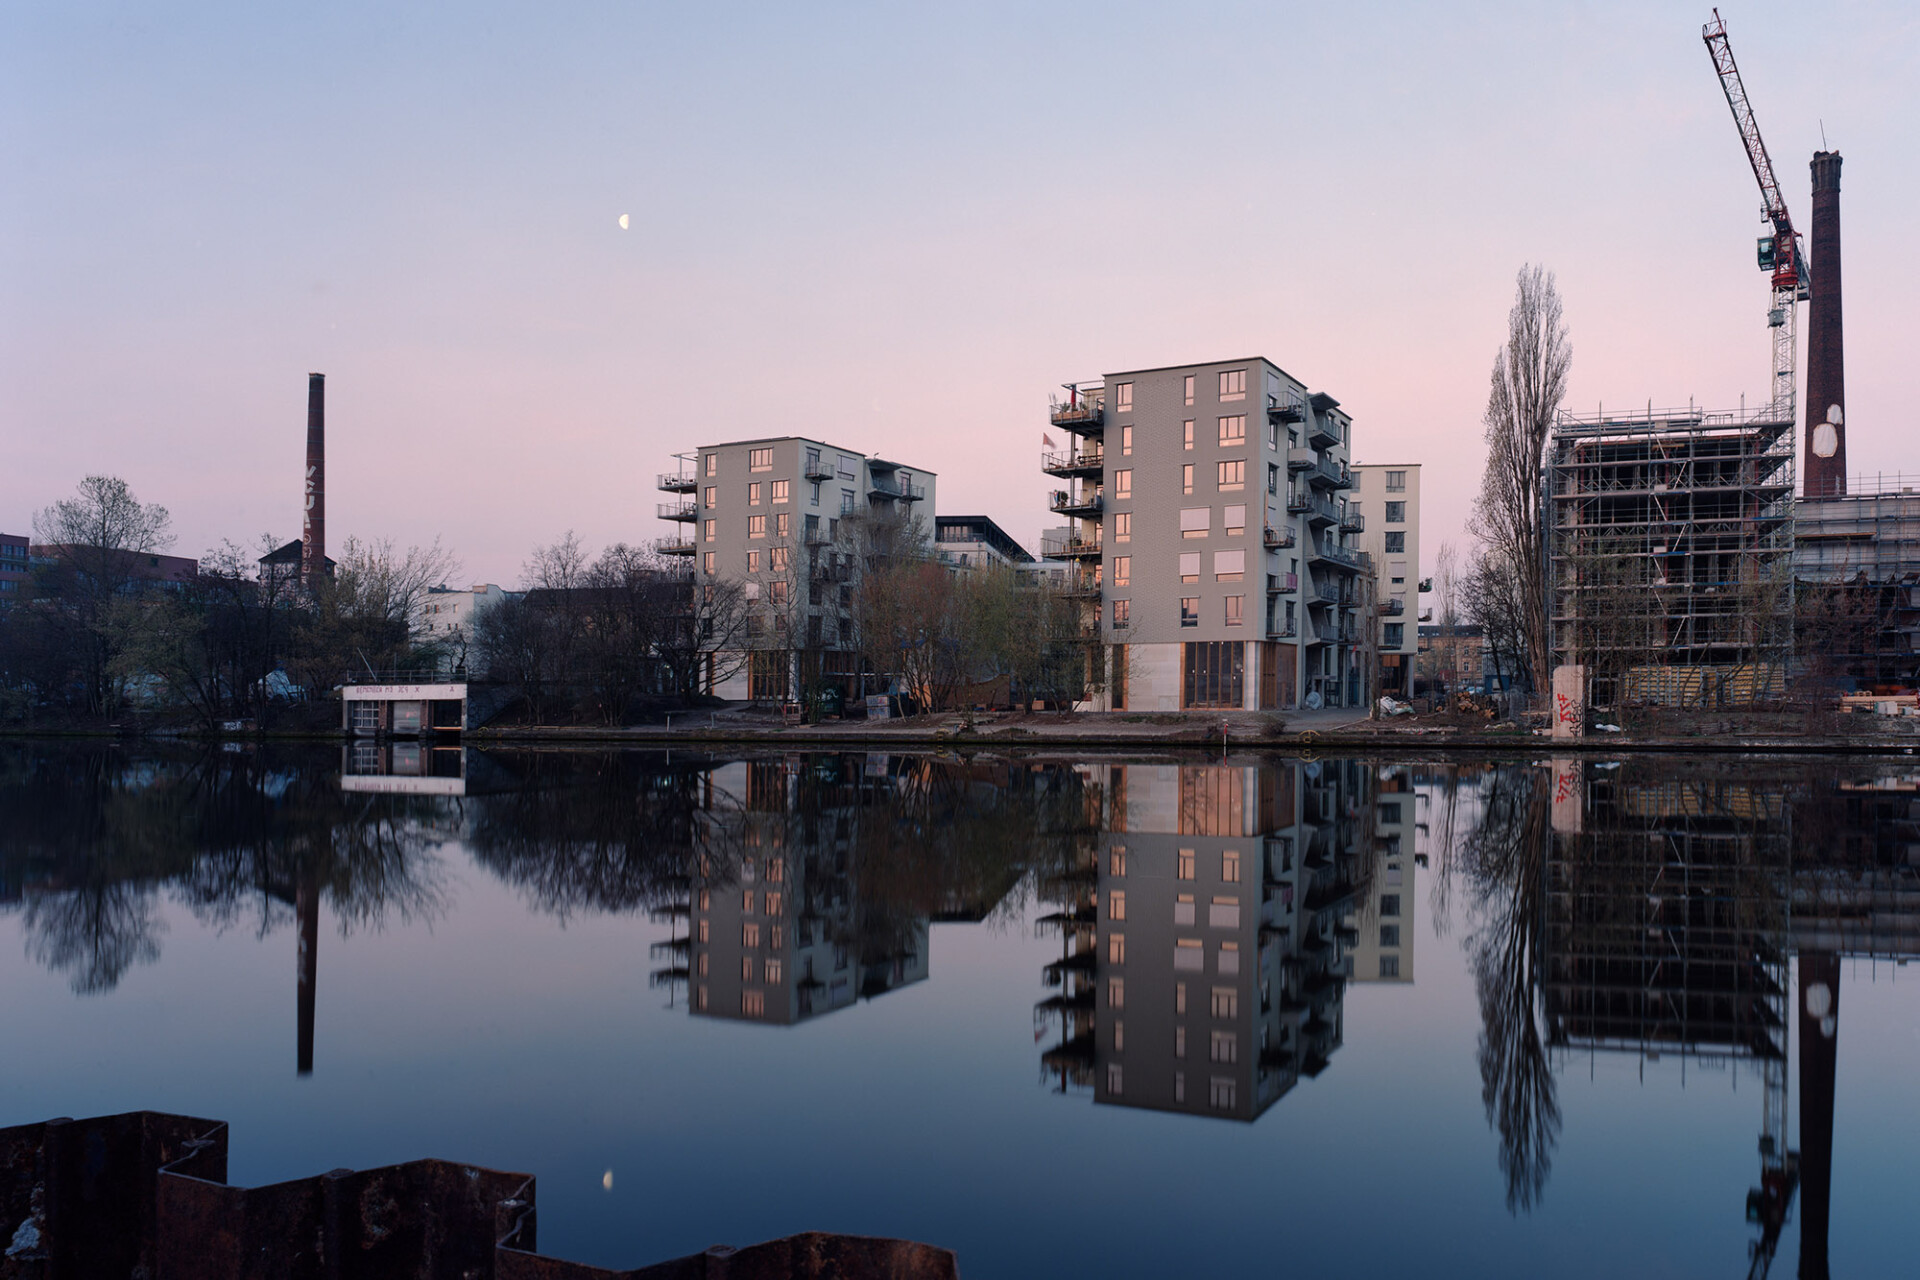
[868, 482, 926, 504]
[654, 536, 697, 557]
[1050, 488, 1104, 517]
[1307, 416, 1341, 451]
[1041, 448, 1105, 478]
[1263, 524, 1296, 549]
[1266, 571, 1298, 594]
[1268, 395, 1306, 424]
[1287, 447, 1316, 474]
[1063, 572, 1102, 598]
[1041, 534, 1104, 560]
[1302, 493, 1340, 526]
[1286, 491, 1312, 515]
[1267, 617, 1298, 638]
[1339, 508, 1364, 533]
[1379, 598, 1404, 616]
[656, 500, 697, 522]
[657, 473, 697, 493]
[1050, 400, 1105, 436]
[1309, 581, 1340, 604]
[1306, 456, 1351, 491]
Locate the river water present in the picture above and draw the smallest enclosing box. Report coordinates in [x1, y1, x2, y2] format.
[2, 741, 1915, 1277]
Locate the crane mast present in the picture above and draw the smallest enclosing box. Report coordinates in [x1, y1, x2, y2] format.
[1703, 8, 1808, 419]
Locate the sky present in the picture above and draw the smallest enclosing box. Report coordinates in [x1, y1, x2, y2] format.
[4, 1, 1916, 587]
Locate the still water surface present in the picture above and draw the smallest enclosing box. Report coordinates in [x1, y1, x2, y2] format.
[2, 742, 1916, 1277]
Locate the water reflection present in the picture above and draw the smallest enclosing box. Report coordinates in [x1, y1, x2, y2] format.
[4, 742, 1918, 1275]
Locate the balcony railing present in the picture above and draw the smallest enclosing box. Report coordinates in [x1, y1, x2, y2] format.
[657, 473, 697, 493]
[1379, 598, 1404, 616]
[1307, 416, 1341, 450]
[1267, 572, 1298, 594]
[1050, 488, 1104, 515]
[656, 501, 697, 522]
[1264, 525, 1296, 548]
[653, 537, 697, 556]
[1309, 541, 1358, 568]
[1286, 492, 1312, 514]
[1287, 447, 1316, 473]
[868, 482, 927, 503]
[1306, 456, 1351, 490]
[1268, 394, 1306, 424]
[1267, 617, 1298, 638]
[1049, 400, 1105, 432]
[1041, 449, 1105, 476]
[1339, 509, 1364, 532]
[1300, 492, 1340, 524]
[1063, 573, 1102, 597]
[1041, 534, 1104, 560]
[803, 459, 833, 481]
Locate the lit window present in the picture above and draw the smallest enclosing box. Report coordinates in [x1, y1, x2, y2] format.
[697, 953, 709, 976]
[769, 924, 784, 949]
[1183, 374, 1195, 406]
[742, 888, 755, 912]
[1223, 596, 1243, 626]
[1178, 848, 1195, 879]
[1213, 549, 1244, 582]
[1217, 459, 1244, 491]
[1183, 420, 1194, 451]
[749, 447, 773, 471]
[742, 990, 765, 1016]
[747, 550, 761, 573]
[696, 985, 709, 1010]
[1112, 599, 1130, 627]
[770, 580, 788, 604]
[1219, 369, 1246, 401]
[1115, 382, 1133, 412]
[1109, 847, 1127, 876]
[1113, 512, 1131, 542]
[741, 955, 754, 980]
[703, 552, 716, 574]
[749, 515, 767, 538]
[749, 482, 762, 506]
[1108, 976, 1125, 1008]
[1210, 1030, 1237, 1063]
[1210, 987, 1238, 1018]
[697, 919, 710, 943]
[1174, 938, 1204, 971]
[703, 519, 717, 543]
[1174, 893, 1195, 926]
[770, 546, 789, 572]
[1121, 426, 1132, 456]
[1222, 850, 1240, 882]
[1209, 896, 1241, 927]
[1113, 1020, 1125, 1051]
[1180, 553, 1200, 584]
[741, 922, 760, 946]
[775, 512, 790, 537]
[1112, 556, 1130, 586]
[703, 486, 717, 507]
[1109, 932, 1125, 963]
[1218, 941, 1240, 975]
[765, 891, 783, 916]
[1115, 469, 1132, 499]
[1175, 982, 1188, 1014]
[705, 454, 717, 476]
[1183, 463, 1194, 495]
[772, 479, 790, 503]
[1109, 890, 1126, 921]
[766, 958, 783, 983]
[1217, 415, 1245, 445]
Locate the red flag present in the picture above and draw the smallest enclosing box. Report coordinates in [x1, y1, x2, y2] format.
[1043, 433, 1057, 449]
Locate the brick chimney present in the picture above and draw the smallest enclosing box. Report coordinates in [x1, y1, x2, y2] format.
[1804, 152, 1845, 497]
[303, 373, 326, 584]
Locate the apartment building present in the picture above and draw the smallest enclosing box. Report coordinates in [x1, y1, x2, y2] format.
[1044, 358, 1367, 712]
[1036, 760, 1374, 1121]
[0, 533, 28, 608]
[1348, 768, 1417, 983]
[1350, 464, 1422, 698]
[658, 438, 938, 701]
[934, 515, 1034, 571]
[416, 583, 512, 673]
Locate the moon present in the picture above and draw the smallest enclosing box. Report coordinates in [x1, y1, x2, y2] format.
[602, 1169, 614, 1191]
[617, 214, 629, 230]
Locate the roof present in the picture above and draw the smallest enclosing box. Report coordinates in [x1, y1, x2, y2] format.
[258, 539, 337, 570]
[1099, 355, 1307, 388]
[687, 437, 938, 475]
[933, 515, 1035, 563]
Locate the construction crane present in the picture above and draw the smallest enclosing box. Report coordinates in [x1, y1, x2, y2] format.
[1703, 8, 1810, 420]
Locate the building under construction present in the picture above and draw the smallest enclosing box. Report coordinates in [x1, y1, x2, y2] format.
[1547, 404, 1796, 704]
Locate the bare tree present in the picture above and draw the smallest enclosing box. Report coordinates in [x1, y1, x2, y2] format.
[1469, 266, 1571, 694]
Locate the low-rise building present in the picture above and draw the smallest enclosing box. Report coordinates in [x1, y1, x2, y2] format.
[416, 583, 512, 672]
[934, 516, 1034, 571]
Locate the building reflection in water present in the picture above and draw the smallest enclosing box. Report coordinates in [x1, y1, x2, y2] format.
[1036, 760, 1407, 1122]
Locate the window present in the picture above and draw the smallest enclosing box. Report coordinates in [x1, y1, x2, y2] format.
[1384, 623, 1404, 646]
[1174, 893, 1195, 926]
[703, 519, 717, 543]
[703, 552, 716, 574]
[1175, 1025, 1187, 1058]
[1112, 599, 1130, 628]
[1174, 1071, 1186, 1103]
[741, 955, 755, 980]
[1210, 1030, 1238, 1063]
[1223, 595, 1243, 627]
[1107, 1063, 1124, 1094]
[749, 515, 767, 538]
[1179, 553, 1201, 584]
[1180, 597, 1199, 627]
[1214, 549, 1244, 582]
[748, 481, 762, 506]
[1385, 500, 1405, 523]
[1210, 987, 1238, 1018]
[1109, 847, 1127, 876]
[1183, 374, 1195, 405]
[742, 990, 765, 1017]
[1108, 932, 1125, 963]
[769, 580, 788, 605]
[1209, 1078, 1236, 1109]
[1175, 982, 1188, 1014]
[1380, 925, 1401, 947]
[742, 922, 760, 946]
[1217, 459, 1245, 491]
[1112, 556, 1130, 587]
[1218, 941, 1240, 975]
[1222, 850, 1241, 882]
[1183, 463, 1194, 495]
[1112, 1021, 1125, 1051]
[1217, 415, 1246, 445]
[840, 489, 857, 514]
[1183, 420, 1195, 451]
[749, 447, 773, 472]
[1183, 640, 1244, 707]
[1381, 894, 1401, 918]
[810, 482, 820, 506]
[703, 486, 717, 507]
[747, 550, 761, 573]
[1379, 956, 1401, 978]
[1108, 890, 1126, 921]
[1210, 895, 1241, 927]
[1121, 425, 1132, 456]
[1385, 470, 1407, 492]
[765, 891, 783, 916]
[1219, 369, 1246, 401]
[1108, 976, 1125, 1008]
[768, 858, 785, 883]
[1268, 463, 1279, 495]
[705, 453, 717, 477]
[1115, 469, 1132, 499]
[1174, 938, 1204, 971]
[1223, 504, 1245, 535]
[770, 546, 789, 572]
[1115, 382, 1132, 412]
[1178, 849, 1196, 879]
[772, 479, 790, 503]
[1180, 506, 1210, 538]
[775, 512, 790, 537]
[765, 958, 783, 984]
[1384, 531, 1405, 553]
[697, 919, 710, 943]
[1113, 512, 1131, 542]
[697, 953, 709, 976]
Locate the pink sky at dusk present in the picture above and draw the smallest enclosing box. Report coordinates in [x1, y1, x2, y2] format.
[4, 2, 1915, 587]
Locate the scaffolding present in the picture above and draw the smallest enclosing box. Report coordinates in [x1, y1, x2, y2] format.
[1548, 404, 1796, 704]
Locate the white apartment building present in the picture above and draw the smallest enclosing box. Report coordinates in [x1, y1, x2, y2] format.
[1349, 464, 1422, 699]
[933, 515, 1035, 571]
[1044, 358, 1368, 712]
[416, 583, 511, 674]
[657, 438, 937, 701]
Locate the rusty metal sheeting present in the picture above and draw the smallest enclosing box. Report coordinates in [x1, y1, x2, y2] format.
[0, 1112, 957, 1280]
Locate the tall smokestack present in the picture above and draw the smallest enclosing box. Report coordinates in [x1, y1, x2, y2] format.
[1804, 152, 1845, 497]
[303, 373, 325, 584]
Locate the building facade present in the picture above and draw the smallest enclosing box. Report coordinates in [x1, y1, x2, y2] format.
[658, 438, 938, 702]
[933, 515, 1034, 571]
[1044, 358, 1367, 712]
[416, 583, 512, 674]
[0, 533, 27, 608]
[1350, 464, 1422, 698]
[1792, 480, 1920, 687]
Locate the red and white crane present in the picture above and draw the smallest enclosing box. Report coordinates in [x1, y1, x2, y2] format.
[1703, 8, 1809, 420]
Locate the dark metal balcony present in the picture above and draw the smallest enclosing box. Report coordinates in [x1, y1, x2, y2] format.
[1306, 457, 1351, 491]
[1302, 493, 1340, 526]
[657, 473, 697, 493]
[656, 500, 697, 522]
[1050, 488, 1103, 517]
[803, 458, 833, 481]
[1050, 400, 1105, 435]
[1286, 492, 1312, 515]
[1307, 415, 1341, 450]
[1287, 447, 1316, 473]
[1042, 534, 1104, 560]
[1339, 508, 1364, 532]
[1266, 571, 1298, 594]
[1041, 448, 1105, 478]
[1063, 572, 1102, 599]
[1264, 524, 1296, 548]
[1268, 395, 1306, 424]
[1267, 618, 1298, 638]
[1379, 598, 1404, 615]
[653, 536, 697, 556]
[868, 482, 927, 504]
